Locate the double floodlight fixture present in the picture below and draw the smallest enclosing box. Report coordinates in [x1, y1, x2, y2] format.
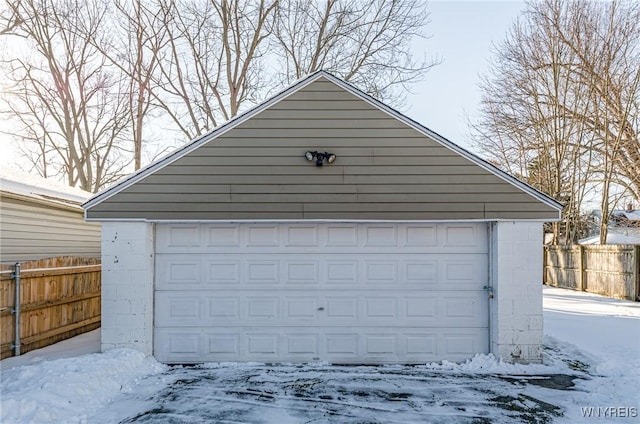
[305, 150, 337, 166]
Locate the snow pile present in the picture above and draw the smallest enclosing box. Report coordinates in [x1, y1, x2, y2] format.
[543, 287, 640, 422]
[0, 349, 167, 424]
[420, 352, 558, 375]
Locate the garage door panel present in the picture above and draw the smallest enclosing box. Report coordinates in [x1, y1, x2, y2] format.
[156, 223, 488, 254]
[364, 261, 397, 283]
[154, 222, 489, 363]
[403, 225, 438, 247]
[156, 257, 203, 290]
[155, 291, 487, 327]
[326, 224, 359, 246]
[441, 293, 489, 327]
[154, 327, 489, 363]
[156, 254, 487, 291]
[155, 294, 203, 326]
[285, 261, 320, 283]
[442, 331, 489, 356]
[208, 261, 241, 284]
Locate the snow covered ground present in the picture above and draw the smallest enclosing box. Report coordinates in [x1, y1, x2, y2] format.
[1, 287, 638, 423]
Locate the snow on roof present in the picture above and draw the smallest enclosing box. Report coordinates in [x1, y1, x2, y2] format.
[621, 210, 640, 220]
[579, 229, 640, 245]
[0, 166, 93, 208]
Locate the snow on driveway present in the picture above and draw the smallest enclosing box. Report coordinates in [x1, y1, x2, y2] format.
[1, 287, 638, 423]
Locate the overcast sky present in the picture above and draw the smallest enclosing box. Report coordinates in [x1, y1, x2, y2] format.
[406, 0, 525, 152]
[0, 1, 526, 167]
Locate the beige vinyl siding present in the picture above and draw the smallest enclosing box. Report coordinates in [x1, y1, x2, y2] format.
[86, 77, 560, 221]
[1, 195, 101, 264]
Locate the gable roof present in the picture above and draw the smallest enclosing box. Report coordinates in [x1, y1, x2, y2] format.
[84, 71, 562, 221]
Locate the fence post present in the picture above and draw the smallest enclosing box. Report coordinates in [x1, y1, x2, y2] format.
[11, 262, 21, 356]
[578, 245, 585, 292]
[542, 245, 547, 285]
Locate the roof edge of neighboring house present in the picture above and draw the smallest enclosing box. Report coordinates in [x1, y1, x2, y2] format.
[1, 189, 85, 213]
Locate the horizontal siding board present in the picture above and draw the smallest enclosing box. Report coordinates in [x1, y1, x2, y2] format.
[1, 210, 97, 229]
[2, 238, 102, 248]
[485, 211, 559, 219]
[126, 184, 231, 194]
[255, 109, 388, 120]
[156, 165, 491, 176]
[229, 183, 527, 194]
[202, 138, 441, 148]
[91, 202, 493, 213]
[91, 202, 305, 213]
[138, 174, 347, 185]
[269, 100, 375, 110]
[125, 173, 517, 186]
[2, 228, 100, 241]
[88, 211, 491, 220]
[283, 90, 363, 102]
[88, 211, 305, 220]
[186, 146, 452, 156]
[221, 128, 424, 139]
[173, 155, 470, 167]
[128, 183, 526, 195]
[86, 77, 559, 221]
[236, 118, 408, 129]
[285, 80, 343, 92]
[485, 202, 559, 212]
[111, 192, 540, 204]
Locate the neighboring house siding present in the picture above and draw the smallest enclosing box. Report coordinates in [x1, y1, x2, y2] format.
[86, 77, 559, 221]
[0, 194, 101, 263]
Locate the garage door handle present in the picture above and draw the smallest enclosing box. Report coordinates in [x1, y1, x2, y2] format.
[483, 286, 494, 299]
[317, 307, 325, 311]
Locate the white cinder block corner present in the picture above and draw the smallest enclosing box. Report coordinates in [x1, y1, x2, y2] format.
[101, 221, 154, 355]
[490, 221, 544, 363]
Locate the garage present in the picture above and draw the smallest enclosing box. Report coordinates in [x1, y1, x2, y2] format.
[153, 222, 488, 363]
[84, 71, 562, 364]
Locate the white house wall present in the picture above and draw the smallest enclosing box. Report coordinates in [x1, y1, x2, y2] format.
[0, 195, 101, 264]
[490, 221, 544, 363]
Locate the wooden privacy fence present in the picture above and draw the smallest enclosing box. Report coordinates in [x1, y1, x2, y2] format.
[0, 256, 101, 360]
[544, 245, 640, 300]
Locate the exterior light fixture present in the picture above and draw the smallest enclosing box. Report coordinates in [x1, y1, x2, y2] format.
[304, 151, 337, 166]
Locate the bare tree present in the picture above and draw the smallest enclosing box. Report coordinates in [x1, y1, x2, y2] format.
[473, 0, 640, 244]
[146, 0, 436, 139]
[1, 0, 130, 192]
[2, 0, 439, 188]
[147, 0, 278, 140]
[473, 0, 597, 244]
[85, 0, 169, 170]
[273, 0, 438, 104]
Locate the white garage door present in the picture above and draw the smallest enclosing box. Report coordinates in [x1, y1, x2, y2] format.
[154, 222, 489, 364]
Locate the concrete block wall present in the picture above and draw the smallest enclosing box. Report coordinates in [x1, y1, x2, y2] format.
[101, 222, 154, 354]
[490, 221, 544, 363]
